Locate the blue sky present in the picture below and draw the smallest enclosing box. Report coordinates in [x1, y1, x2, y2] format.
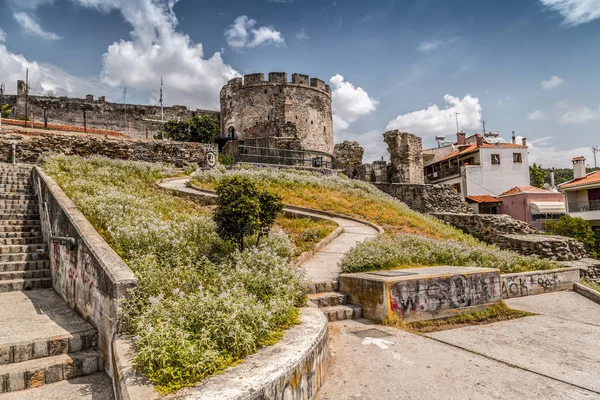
[1, 0, 600, 167]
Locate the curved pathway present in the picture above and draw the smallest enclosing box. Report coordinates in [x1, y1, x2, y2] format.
[159, 177, 380, 282]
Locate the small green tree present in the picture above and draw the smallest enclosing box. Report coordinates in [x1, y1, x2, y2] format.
[530, 163, 546, 188]
[256, 190, 284, 246]
[187, 115, 219, 143]
[544, 215, 597, 257]
[213, 176, 284, 250]
[1, 104, 11, 119]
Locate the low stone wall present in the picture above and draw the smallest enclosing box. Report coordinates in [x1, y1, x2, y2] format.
[432, 213, 538, 236]
[500, 268, 580, 299]
[375, 183, 473, 213]
[494, 234, 587, 261]
[0, 129, 216, 168]
[33, 167, 138, 380]
[340, 266, 502, 323]
[573, 283, 600, 305]
[560, 258, 600, 286]
[113, 308, 329, 400]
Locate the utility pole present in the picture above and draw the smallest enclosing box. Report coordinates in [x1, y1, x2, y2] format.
[593, 146, 600, 169]
[25, 69, 29, 122]
[0, 82, 4, 127]
[455, 112, 461, 133]
[123, 88, 127, 133]
[82, 106, 87, 133]
[160, 77, 164, 122]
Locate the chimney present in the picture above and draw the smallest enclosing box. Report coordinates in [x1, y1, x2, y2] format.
[521, 137, 527, 147]
[475, 135, 483, 147]
[573, 157, 587, 179]
[456, 132, 466, 145]
[511, 131, 516, 144]
[550, 170, 555, 190]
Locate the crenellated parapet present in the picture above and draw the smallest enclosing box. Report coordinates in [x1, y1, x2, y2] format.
[223, 72, 331, 96]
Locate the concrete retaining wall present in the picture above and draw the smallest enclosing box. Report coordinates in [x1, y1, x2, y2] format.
[573, 283, 600, 305]
[340, 266, 502, 323]
[33, 167, 138, 381]
[500, 267, 580, 299]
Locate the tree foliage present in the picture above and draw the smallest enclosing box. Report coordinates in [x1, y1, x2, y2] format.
[1, 104, 11, 119]
[161, 115, 218, 143]
[530, 163, 546, 188]
[213, 176, 283, 250]
[543, 215, 598, 257]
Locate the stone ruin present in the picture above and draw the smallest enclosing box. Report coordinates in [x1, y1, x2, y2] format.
[383, 130, 424, 185]
[333, 141, 364, 178]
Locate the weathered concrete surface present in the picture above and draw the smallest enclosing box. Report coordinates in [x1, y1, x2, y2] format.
[0, 372, 113, 399]
[318, 319, 595, 399]
[340, 266, 501, 322]
[505, 291, 600, 326]
[34, 167, 138, 377]
[428, 292, 600, 394]
[501, 267, 580, 299]
[573, 282, 600, 305]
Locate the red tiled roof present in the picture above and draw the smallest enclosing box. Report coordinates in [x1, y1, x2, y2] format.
[466, 195, 501, 204]
[437, 140, 526, 164]
[572, 156, 586, 162]
[559, 171, 600, 190]
[498, 186, 549, 196]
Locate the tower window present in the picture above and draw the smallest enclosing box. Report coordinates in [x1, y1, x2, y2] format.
[264, 89, 267, 94]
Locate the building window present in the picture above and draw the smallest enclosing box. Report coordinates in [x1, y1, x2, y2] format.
[513, 153, 522, 163]
[491, 154, 500, 165]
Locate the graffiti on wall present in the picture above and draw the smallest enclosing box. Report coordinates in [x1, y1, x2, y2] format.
[389, 274, 501, 318]
[501, 272, 567, 299]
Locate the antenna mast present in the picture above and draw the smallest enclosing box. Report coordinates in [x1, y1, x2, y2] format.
[593, 146, 600, 169]
[159, 77, 164, 122]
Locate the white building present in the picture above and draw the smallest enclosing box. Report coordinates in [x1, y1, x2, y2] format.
[558, 156, 600, 231]
[423, 133, 530, 198]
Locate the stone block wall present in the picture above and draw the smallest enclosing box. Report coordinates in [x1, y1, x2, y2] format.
[493, 235, 587, 261]
[375, 183, 474, 213]
[383, 130, 424, 184]
[334, 141, 364, 179]
[0, 130, 216, 168]
[432, 213, 538, 237]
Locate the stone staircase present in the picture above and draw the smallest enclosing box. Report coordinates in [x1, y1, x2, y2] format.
[308, 280, 362, 322]
[0, 164, 104, 395]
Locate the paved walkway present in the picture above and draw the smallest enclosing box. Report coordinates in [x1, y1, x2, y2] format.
[159, 177, 380, 282]
[318, 291, 600, 399]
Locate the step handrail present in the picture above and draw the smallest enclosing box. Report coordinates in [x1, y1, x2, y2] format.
[35, 175, 78, 250]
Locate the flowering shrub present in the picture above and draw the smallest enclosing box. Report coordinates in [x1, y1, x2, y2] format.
[340, 235, 560, 274]
[42, 155, 306, 393]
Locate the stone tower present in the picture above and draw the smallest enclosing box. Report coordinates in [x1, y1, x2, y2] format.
[384, 130, 424, 184]
[219, 72, 334, 154]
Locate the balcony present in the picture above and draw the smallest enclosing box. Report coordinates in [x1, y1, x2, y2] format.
[568, 200, 600, 213]
[426, 166, 460, 182]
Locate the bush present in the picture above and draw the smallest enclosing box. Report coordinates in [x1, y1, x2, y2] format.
[42, 155, 305, 393]
[218, 153, 235, 166]
[162, 115, 218, 143]
[340, 234, 560, 274]
[1, 104, 11, 118]
[544, 215, 598, 257]
[213, 176, 283, 250]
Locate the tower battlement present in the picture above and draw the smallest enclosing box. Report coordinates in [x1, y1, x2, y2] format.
[224, 72, 331, 95]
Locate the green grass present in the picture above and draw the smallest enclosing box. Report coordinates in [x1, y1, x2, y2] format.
[386, 302, 535, 333]
[275, 216, 338, 257]
[581, 278, 600, 292]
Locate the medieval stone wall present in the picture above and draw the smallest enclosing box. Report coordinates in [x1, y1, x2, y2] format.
[375, 183, 473, 213]
[3, 82, 220, 140]
[383, 130, 424, 184]
[0, 129, 216, 168]
[220, 73, 334, 154]
[334, 141, 364, 178]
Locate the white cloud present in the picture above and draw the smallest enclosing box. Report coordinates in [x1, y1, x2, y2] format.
[539, 0, 600, 26]
[556, 99, 599, 123]
[0, 43, 118, 98]
[295, 29, 309, 40]
[13, 12, 61, 40]
[329, 74, 378, 132]
[541, 75, 564, 89]
[225, 16, 285, 49]
[386, 94, 482, 137]
[416, 40, 443, 53]
[528, 110, 547, 120]
[525, 137, 592, 168]
[0, 29, 6, 42]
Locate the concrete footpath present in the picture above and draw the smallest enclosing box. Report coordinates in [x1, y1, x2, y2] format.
[159, 177, 380, 282]
[318, 291, 600, 399]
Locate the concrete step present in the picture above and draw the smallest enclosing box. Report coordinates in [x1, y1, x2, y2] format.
[0, 278, 53, 293]
[0, 204, 38, 211]
[0, 231, 42, 240]
[0, 372, 114, 400]
[308, 280, 339, 294]
[308, 291, 348, 308]
[0, 185, 33, 191]
[0, 244, 47, 255]
[0, 194, 37, 202]
[0, 190, 34, 195]
[0, 226, 42, 234]
[0, 260, 49, 273]
[0, 349, 101, 393]
[0, 269, 51, 282]
[0, 252, 49, 263]
[0, 214, 40, 222]
[320, 304, 363, 322]
[0, 220, 40, 227]
[0, 237, 45, 246]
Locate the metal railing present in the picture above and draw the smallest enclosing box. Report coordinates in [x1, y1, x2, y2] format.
[568, 199, 600, 212]
[237, 145, 335, 169]
[426, 166, 460, 181]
